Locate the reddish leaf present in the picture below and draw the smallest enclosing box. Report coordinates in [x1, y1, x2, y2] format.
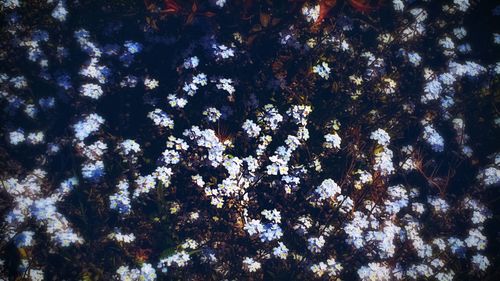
[163, 0, 181, 13]
[314, 0, 337, 26]
[204, 11, 216, 17]
[348, 0, 382, 13]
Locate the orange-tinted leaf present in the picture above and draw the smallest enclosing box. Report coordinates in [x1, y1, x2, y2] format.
[260, 12, 270, 27]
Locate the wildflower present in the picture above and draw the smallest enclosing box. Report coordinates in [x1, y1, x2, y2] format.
[124, 41, 142, 54]
[370, 128, 391, 146]
[357, 262, 391, 281]
[157, 251, 190, 272]
[167, 94, 188, 108]
[1, 0, 20, 9]
[109, 180, 132, 215]
[14, 231, 35, 247]
[477, 167, 500, 186]
[471, 254, 490, 271]
[133, 174, 157, 197]
[216, 78, 235, 96]
[214, 0, 226, 8]
[81, 160, 105, 181]
[80, 83, 103, 99]
[393, 0, 405, 11]
[302, 4, 320, 23]
[212, 44, 235, 60]
[202, 107, 221, 122]
[422, 124, 445, 152]
[307, 236, 326, 253]
[144, 78, 159, 90]
[73, 113, 104, 141]
[119, 139, 141, 156]
[27, 131, 45, 145]
[422, 79, 443, 103]
[183, 56, 199, 69]
[116, 263, 157, 281]
[464, 228, 487, 250]
[242, 119, 261, 138]
[148, 109, 174, 129]
[9, 129, 25, 145]
[428, 197, 449, 213]
[108, 230, 135, 243]
[453, 27, 467, 39]
[314, 178, 341, 202]
[242, 257, 261, 272]
[313, 62, 331, 79]
[408, 52, 422, 66]
[273, 242, 289, 259]
[51, 1, 68, 21]
[453, 0, 471, 12]
[374, 147, 395, 176]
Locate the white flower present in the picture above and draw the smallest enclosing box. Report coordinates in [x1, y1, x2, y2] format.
[464, 228, 487, 250]
[9, 129, 25, 145]
[80, 83, 103, 99]
[315, 179, 341, 202]
[307, 236, 326, 253]
[408, 52, 422, 66]
[148, 109, 174, 129]
[471, 254, 490, 271]
[244, 219, 264, 236]
[242, 257, 261, 272]
[374, 147, 395, 176]
[109, 180, 131, 215]
[357, 262, 391, 281]
[453, 27, 467, 39]
[422, 79, 443, 103]
[212, 44, 235, 59]
[144, 78, 159, 89]
[216, 78, 235, 95]
[116, 263, 156, 281]
[52, 1, 68, 22]
[158, 251, 190, 270]
[81, 160, 105, 181]
[183, 56, 199, 69]
[14, 231, 35, 247]
[393, 0, 405, 11]
[273, 242, 289, 259]
[108, 230, 135, 243]
[422, 124, 444, 152]
[324, 133, 341, 149]
[1, 0, 20, 9]
[302, 4, 320, 23]
[370, 128, 391, 146]
[73, 113, 105, 141]
[477, 167, 500, 186]
[428, 196, 449, 213]
[202, 107, 221, 122]
[242, 119, 261, 138]
[27, 131, 45, 145]
[215, 0, 226, 8]
[453, 0, 470, 12]
[313, 62, 331, 79]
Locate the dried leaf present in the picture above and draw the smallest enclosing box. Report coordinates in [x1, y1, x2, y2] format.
[260, 12, 270, 27]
